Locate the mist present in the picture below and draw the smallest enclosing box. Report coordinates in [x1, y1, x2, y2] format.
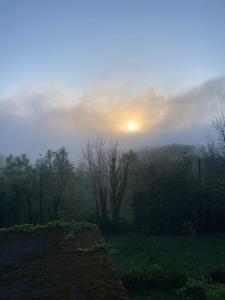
[0, 75, 225, 159]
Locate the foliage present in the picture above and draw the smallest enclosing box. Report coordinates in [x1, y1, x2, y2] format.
[121, 264, 186, 292]
[62, 221, 96, 239]
[105, 233, 225, 300]
[2, 114, 225, 234]
[76, 239, 107, 253]
[0, 220, 95, 239]
[105, 233, 225, 278]
[0, 148, 84, 227]
[176, 278, 207, 300]
[207, 284, 225, 300]
[1, 138, 225, 235]
[0, 223, 41, 232]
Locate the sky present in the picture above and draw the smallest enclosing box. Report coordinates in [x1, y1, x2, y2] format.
[0, 0, 225, 158]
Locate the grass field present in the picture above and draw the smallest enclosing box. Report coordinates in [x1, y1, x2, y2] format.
[105, 233, 225, 299]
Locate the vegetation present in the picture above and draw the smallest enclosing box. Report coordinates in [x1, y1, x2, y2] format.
[82, 139, 135, 228]
[2, 114, 225, 235]
[105, 233, 225, 299]
[177, 279, 207, 300]
[121, 265, 186, 292]
[2, 114, 225, 298]
[0, 220, 95, 239]
[76, 239, 107, 253]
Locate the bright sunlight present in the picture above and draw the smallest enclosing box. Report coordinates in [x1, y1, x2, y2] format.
[127, 121, 139, 132]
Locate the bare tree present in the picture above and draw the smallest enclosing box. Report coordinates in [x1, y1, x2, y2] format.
[204, 112, 225, 188]
[82, 138, 133, 227]
[82, 138, 109, 225]
[213, 112, 225, 148]
[108, 143, 132, 226]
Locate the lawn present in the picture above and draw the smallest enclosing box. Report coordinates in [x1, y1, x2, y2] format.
[105, 233, 225, 299]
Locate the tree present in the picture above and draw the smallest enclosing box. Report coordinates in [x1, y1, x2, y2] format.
[3, 154, 35, 225]
[131, 145, 200, 234]
[35, 148, 75, 222]
[108, 143, 134, 226]
[82, 138, 133, 228]
[83, 138, 109, 225]
[51, 147, 74, 219]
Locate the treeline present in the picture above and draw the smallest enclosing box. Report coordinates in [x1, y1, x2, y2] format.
[1, 114, 225, 234]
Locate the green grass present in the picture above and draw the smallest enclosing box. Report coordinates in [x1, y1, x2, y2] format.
[105, 233, 225, 299]
[105, 233, 225, 277]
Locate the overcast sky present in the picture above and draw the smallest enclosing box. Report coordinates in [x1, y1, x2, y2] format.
[0, 0, 225, 158]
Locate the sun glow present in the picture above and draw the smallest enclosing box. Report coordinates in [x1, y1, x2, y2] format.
[127, 121, 139, 132]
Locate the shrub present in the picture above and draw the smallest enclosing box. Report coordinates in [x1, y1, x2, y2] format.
[121, 264, 186, 293]
[121, 268, 151, 292]
[162, 266, 187, 290]
[207, 284, 225, 300]
[0, 223, 42, 232]
[0, 220, 95, 235]
[177, 278, 207, 300]
[209, 269, 225, 284]
[76, 239, 107, 253]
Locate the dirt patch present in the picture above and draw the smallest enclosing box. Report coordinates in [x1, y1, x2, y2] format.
[0, 226, 129, 300]
[61, 227, 102, 252]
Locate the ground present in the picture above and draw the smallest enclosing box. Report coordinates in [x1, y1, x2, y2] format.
[0, 224, 129, 300]
[2, 228, 225, 300]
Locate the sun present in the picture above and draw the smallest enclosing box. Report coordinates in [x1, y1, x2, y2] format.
[127, 121, 139, 132]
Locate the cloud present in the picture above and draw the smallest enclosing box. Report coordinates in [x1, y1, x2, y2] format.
[0, 76, 225, 158]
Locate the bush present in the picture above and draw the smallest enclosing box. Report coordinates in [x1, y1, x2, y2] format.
[0, 220, 95, 236]
[209, 269, 225, 284]
[177, 278, 207, 300]
[207, 284, 225, 300]
[121, 264, 186, 293]
[162, 266, 187, 290]
[121, 268, 150, 292]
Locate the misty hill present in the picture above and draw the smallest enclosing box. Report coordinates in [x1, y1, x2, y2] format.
[138, 144, 199, 160]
